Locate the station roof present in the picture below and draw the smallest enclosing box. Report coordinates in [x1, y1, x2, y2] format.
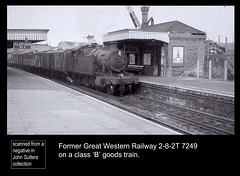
[7, 29, 49, 32]
[139, 20, 206, 35]
[103, 29, 169, 43]
[7, 29, 49, 48]
[103, 20, 206, 43]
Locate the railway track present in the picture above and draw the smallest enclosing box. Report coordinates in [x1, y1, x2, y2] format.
[28, 70, 235, 135]
[119, 95, 234, 135]
[48, 75, 234, 135]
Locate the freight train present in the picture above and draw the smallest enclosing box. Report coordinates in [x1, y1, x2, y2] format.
[7, 44, 139, 95]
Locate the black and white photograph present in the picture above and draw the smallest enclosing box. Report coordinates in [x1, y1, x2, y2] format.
[7, 5, 234, 136]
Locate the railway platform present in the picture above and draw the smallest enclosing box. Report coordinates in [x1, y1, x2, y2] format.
[137, 75, 234, 121]
[138, 75, 234, 97]
[7, 66, 180, 135]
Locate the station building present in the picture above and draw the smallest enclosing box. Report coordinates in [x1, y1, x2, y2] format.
[103, 6, 207, 77]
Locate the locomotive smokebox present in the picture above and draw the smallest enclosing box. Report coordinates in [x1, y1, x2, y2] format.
[94, 48, 128, 73]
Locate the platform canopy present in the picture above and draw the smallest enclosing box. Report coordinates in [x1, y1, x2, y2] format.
[7, 29, 49, 48]
[103, 28, 169, 43]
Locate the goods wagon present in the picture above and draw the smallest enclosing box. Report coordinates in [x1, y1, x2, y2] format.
[52, 49, 71, 78]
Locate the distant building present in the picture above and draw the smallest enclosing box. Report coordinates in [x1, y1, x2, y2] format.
[31, 44, 55, 52]
[58, 41, 88, 49]
[86, 35, 97, 45]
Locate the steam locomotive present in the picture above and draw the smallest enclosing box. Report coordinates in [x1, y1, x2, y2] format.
[8, 44, 139, 95]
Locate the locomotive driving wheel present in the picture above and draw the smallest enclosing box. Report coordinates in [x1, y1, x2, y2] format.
[106, 85, 114, 95]
[127, 85, 132, 94]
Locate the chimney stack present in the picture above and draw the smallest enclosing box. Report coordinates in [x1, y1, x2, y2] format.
[218, 35, 220, 45]
[225, 37, 228, 51]
[86, 35, 96, 45]
[141, 6, 149, 28]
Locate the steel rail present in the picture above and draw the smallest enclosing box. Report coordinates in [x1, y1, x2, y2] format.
[122, 95, 234, 135]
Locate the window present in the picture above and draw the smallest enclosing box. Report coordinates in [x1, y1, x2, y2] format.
[143, 53, 151, 65]
[129, 54, 135, 64]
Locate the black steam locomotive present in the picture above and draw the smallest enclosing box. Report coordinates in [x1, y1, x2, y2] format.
[8, 44, 139, 95]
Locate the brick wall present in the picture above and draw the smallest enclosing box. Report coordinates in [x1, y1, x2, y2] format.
[168, 33, 206, 77]
[136, 82, 234, 120]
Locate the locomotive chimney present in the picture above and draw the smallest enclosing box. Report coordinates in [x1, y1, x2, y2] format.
[141, 6, 150, 28]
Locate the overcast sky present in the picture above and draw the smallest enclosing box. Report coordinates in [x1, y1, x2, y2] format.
[7, 6, 234, 46]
